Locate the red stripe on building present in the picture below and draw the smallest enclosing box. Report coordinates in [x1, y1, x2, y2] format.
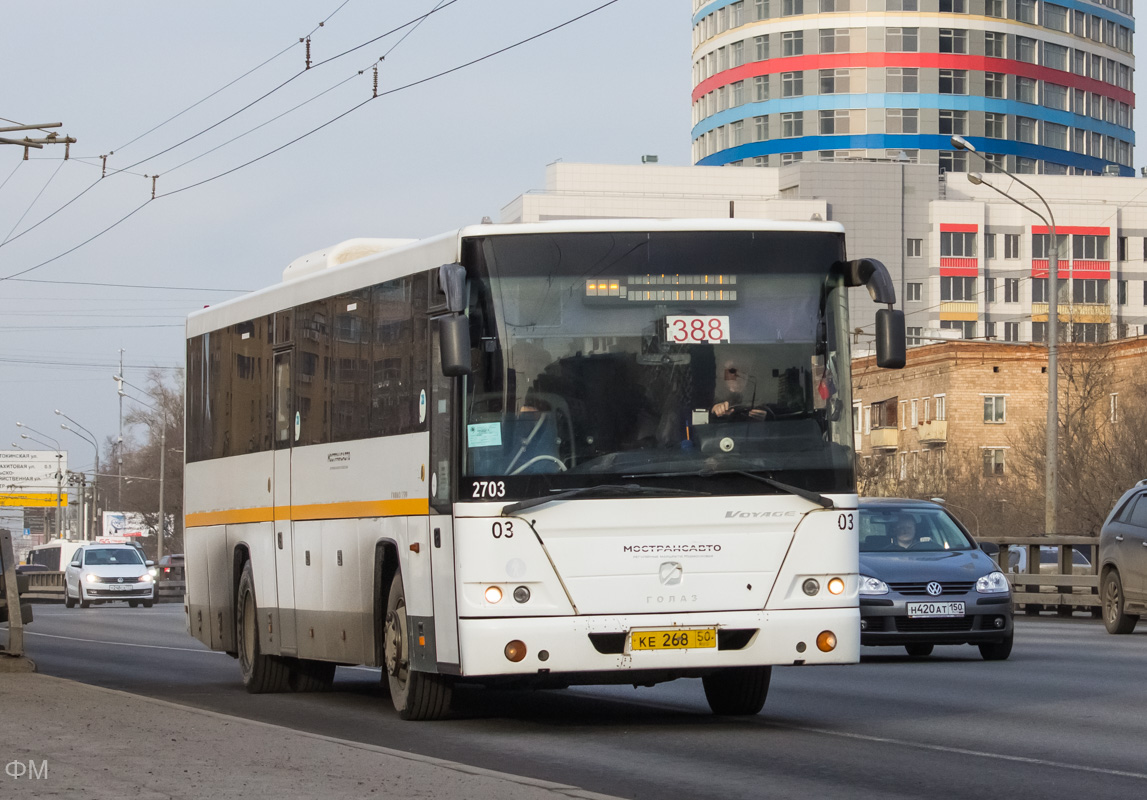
[1031, 226, 1110, 236]
[693, 53, 1134, 106]
[940, 257, 978, 276]
[940, 224, 978, 233]
[1031, 259, 1070, 279]
[1072, 260, 1111, 278]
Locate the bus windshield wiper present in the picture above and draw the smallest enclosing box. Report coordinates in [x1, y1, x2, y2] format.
[500, 484, 707, 516]
[629, 468, 834, 509]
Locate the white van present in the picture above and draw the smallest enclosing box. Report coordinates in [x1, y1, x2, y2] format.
[25, 540, 86, 571]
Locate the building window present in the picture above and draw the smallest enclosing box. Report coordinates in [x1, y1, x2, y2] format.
[1117, 279, 1128, 304]
[907, 282, 922, 301]
[1044, 3, 1068, 32]
[781, 152, 803, 165]
[781, 112, 803, 137]
[754, 115, 769, 141]
[1032, 278, 1069, 303]
[731, 120, 745, 146]
[1044, 43, 1069, 72]
[781, 0, 803, 15]
[1072, 322, 1109, 342]
[1017, 37, 1037, 64]
[887, 0, 918, 8]
[1004, 278, 1020, 302]
[984, 72, 1006, 98]
[1004, 234, 1020, 259]
[985, 277, 996, 302]
[1072, 279, 1109, 304]
[982, 448, 1006, 477]
[1017, 77, 1037, 104]
[886, 108, 918, 134]
[984, 234, 997, 260]
[887, 68, 919, 93]
[732, 81, 746, 107]
[1110, 393, 1120, 423]
[1043, 122, 1068, 150]
[940, 320, 976, 338]
[1017, 116, 1037, 143]
[939, 70, 967, 95]
[984, 112, 1006, 138]
[940, 276, 976, 301]
[984, 395, 1006, 423]
[754, 0, 770, 20]
[820, 28, 851, 53]
[939, 29, 968, 54]
[820, 68, 852, 94]
[1004, 321, 1020, 341]
[782, 31, 804, 56]
[1043, 83, 1068, 111]
[906, 238, 922, 257]
[911, 399, 919, 428]
[985, 0, 1003, 16]
[939, 150, 967, 173]
[938, 110, 967, 136]
[939, 0, 966, 12]
[886, 27, 918, 52]
[782, 71, 804, 97]
[754, 75, 770, 101]
[984, 33, 1005, 59]
[1073, 235, 1109, 260]
[934, 394, 947, 421]
[754, 35, 769, 61]
[907, 326, 923, 346]
[941, 231, 977, 258]
[1016, 0, 1036, 23]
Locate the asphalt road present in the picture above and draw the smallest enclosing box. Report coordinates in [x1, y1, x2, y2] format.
[8, 604, 1147, 800]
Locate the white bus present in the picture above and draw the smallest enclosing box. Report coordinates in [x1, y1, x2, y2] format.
[184, 220, 905, 719]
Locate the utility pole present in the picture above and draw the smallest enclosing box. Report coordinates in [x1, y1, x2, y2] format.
[118, 349, 124, 507]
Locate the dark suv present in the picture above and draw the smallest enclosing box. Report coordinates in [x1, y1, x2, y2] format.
[1098, 480, 1147, 634]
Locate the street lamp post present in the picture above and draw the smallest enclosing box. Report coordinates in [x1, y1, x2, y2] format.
[950, 136, 1058, 536]
[115, 378, 169, 564]
[56, 411, 99, 542]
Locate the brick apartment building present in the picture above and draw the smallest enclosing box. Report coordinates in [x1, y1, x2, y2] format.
[852, 337, 1147, 534]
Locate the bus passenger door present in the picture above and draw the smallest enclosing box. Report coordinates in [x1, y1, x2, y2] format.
[429, 317, 460, 669]
[273, 350, 298, 657]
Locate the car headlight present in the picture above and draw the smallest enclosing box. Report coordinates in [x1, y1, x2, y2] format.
[976, 571, 1010, 594]
[858, 575, 889, 595]
[148, 567, 158, 578]
[138, 574, 154, 583]
[85, 573, 98, 583]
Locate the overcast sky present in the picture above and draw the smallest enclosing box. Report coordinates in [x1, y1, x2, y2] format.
[0, 0, 689, 490]
[1, 0, 1145, 501]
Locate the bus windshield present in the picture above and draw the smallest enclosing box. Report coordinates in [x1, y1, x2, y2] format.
[461, 230, 855, 498]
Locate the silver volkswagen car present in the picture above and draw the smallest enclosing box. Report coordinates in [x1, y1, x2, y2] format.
[64, 544, 157, 608]
[859, 498, 1013, 660]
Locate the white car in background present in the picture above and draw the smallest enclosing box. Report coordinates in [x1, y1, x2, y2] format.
[64, 544, 158, 609]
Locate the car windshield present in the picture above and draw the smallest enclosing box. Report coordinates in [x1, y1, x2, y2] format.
[859, 506, 975, 552]
[461, 230, 855, 500]
[84, 548, 143, 566]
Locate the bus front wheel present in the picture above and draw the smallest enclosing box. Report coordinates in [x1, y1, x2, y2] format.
[384, 573, 452, 720]
[702, 666, 772, 716]
[236, 561, 291, 693]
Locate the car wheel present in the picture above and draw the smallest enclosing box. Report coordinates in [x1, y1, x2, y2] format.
[905, 644, 934, 657]
[236, 560, 291, 693]
[128, 601, 139, 608]
[979, 632, 1013, 661]
[64, 583, 76, 609]
[1103, 570, 1139, 635]
[702, 666, 772, 716]
[79, 585, 91, 609]
[384, 573, 452, 720]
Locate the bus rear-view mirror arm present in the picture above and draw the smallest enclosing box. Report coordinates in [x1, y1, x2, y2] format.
[837, 258, 906, 370]
[438, 263, 472, 377]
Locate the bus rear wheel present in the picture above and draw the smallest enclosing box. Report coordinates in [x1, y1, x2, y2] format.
[702, 666, 772, 716]
[288, 659, 336, 692]
[384, 573, 452, 720]
[236, 561, 291, 693]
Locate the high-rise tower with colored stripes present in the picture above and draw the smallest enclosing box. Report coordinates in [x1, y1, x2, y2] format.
[691, 0, 1135, 175]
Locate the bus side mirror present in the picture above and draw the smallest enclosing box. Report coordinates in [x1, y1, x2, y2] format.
[440, 315, 472, 377]
[875, 309, 906, 369]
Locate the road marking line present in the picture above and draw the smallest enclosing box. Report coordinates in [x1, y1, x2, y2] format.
[769, 722, 1147, 781]
[21, 630, 227, 655]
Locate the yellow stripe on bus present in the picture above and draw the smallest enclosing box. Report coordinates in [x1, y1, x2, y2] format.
[186, 498, 429, 528]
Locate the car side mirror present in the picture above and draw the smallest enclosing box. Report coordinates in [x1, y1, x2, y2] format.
[146, 560, 155, 567]
[979, 542, 999, 556]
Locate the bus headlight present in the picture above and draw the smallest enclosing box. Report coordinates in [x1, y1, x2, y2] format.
[827, 577, 845, 595]
[484, 586, 503, 604]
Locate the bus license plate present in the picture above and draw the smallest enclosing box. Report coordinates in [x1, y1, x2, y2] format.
[906, 602, 965, 618]
[630, 628, 717, 651]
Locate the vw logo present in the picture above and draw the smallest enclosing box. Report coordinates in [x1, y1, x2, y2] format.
[116, 577, 124, 584]
[659, 562, 683, 586]
[925, 581, 943, 596]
